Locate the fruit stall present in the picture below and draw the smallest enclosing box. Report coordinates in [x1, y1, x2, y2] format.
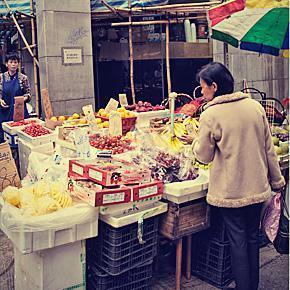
[0, 93, 288, 290]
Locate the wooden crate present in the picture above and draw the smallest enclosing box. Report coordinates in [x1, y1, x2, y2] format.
[159, 197, 210, 240]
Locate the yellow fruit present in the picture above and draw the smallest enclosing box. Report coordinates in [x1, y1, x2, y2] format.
[67, 116, 74, 121]
[98, 123, 104, 128]
[103, 121, 109, 128]
[128, 112, 136, 118]
[58, 116, 66, 121]
[98, 108, 105, 115]
[96, 118, 102, 124]
[120, 112, 126, 118]
[70, 121, 76, 126]
[79, 119, 87, 124]
[50, 116, 58, 122]
[117, 107, 126, 113]
[72, 113, 80, 119]
[100, 111, 108, 118]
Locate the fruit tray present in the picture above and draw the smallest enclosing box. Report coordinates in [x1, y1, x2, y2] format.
[17, 125, 56, 146]
[131, 181, 164, 201]
[72, 180, 131, 207]
[69, 159, 152, 187]
[2, 118, 43, 135]
[96, 115, 137, 134]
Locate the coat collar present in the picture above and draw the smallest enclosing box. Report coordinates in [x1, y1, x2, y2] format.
[204, 92, 250, 110]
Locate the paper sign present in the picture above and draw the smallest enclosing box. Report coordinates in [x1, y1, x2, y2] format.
[82, 104, 98, 133]
[0, 142, 21, 192]
[109, 111, 122, 136]
[118, 94, 128, 107]
[105, 98, 119, 114]
[74, 128, 91, 159]
[13, 96, 24, 122]
[41, 88, 53, 119]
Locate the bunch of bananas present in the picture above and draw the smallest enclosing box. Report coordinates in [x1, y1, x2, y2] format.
[51, 190, 73, 208]
[183, 117, 199, 135]
[167, 135, 184, 152]
[194, 161, 211, 170]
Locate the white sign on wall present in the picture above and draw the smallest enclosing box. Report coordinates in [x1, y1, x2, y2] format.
[61, 47, 83, 65]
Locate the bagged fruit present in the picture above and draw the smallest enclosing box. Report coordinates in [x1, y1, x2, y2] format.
[2, 186, 21, 207]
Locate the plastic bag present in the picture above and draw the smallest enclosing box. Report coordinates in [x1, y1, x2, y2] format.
[261, 192, 281, 243]
[0, 200, 97, 232]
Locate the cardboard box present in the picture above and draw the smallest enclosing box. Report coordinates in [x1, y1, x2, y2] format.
[131, 181, 164, 201]
[0, 142, 21, 192]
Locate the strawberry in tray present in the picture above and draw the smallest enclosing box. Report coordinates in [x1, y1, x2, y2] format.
[22, 124, 51, 137]
[8, 119, 37, 127]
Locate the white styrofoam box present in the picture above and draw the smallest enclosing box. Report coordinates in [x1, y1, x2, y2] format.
[163, 171, 209, 204]
[4, 131, 18, 147]
[0, 206, 99, 254]
[14, 240, 86, 290]
[18, 138, 55, 179]
[17, 128, 57, 146]
[2, 118, 44, 135]
[99, 194, 162, 215]
[100, 201, 167, 228]
[135, 109, 170, 128]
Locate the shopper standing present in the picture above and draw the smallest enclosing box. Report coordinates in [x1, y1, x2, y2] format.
[0, 53, 31, 143]
[192, 62, 285, 290]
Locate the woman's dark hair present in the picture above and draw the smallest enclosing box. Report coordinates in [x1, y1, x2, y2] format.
[197, 62, 234, 97]
[5, 53, 20, 63]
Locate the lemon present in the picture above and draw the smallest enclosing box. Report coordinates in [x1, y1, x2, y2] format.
[117, 107, 126, 113]
[58, 116, 66, 121]
[98, 123, 104, 128]
[50, 116, 58, 122]
[98, 108, 105, 115]
[67, 116, 74, 121]
[96, 118, 102, 124]
[79, 119, 87, 124]
[103, 121, 109, 128]
[72, 113, 80, 119]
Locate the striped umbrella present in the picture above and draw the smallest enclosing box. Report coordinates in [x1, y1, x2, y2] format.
[208, 0, 289, 56]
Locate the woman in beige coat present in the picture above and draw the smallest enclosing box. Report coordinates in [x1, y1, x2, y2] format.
[192, 62, 285, 290]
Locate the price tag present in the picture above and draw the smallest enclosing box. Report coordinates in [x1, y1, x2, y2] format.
[41, 88, 53, 119]
[109, 111, 122, 136]
[118, 94, 128, 107]
[103, 192, 125, 204]
[105, 98, 119, 114]
[13, 96, 24, 121]
[139, 185, 158, 198]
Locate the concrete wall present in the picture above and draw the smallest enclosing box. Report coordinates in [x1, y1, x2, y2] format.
[213, 40, 289, 102]
[35, 0, 95, 116]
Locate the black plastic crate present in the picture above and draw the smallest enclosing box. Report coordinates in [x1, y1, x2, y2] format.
[209, 207, 228, 243]
[88, 217, 159, 275]
[192, 236, 234, 289]
[87, 260, 153, 290]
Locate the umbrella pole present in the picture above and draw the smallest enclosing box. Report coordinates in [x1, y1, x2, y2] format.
[223, 42, 229, 67]
[166, 23, 171, 96]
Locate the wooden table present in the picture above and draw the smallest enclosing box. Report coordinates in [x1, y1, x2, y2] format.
[159, 173, 210, 290]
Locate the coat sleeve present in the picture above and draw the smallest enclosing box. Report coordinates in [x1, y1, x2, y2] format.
[192, 112, 216, 164]
[263, 114, 285, 189]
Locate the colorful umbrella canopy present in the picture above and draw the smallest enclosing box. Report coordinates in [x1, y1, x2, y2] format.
[209, 0, 289, 56]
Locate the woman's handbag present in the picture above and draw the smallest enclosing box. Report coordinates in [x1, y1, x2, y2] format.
[273, 192, 289, 254]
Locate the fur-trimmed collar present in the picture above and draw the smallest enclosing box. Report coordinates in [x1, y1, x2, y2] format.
[204, 92, 250, 110]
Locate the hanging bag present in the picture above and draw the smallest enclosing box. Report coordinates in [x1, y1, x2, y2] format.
[273, 191, 289, 254]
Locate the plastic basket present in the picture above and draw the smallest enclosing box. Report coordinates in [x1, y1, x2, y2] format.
[87, 260, 153, 290]
[192, 234, 234, 289]
[87, 217, 158, 275]
[209, 207, 228, 244]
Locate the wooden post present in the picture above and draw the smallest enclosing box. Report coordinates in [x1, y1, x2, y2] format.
[2, 0, 39, 67]
[186, 235, 192, 280]
[176, 238, 183, 290]
[166, 23, 171, 96]
[128, 0, 136, 104]
[30, 0, 40, 116]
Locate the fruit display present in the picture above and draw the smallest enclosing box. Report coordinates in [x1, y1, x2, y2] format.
[132, 151, 199, 183]
[2, 180, 73, 217]
[8, 119, 37, 127]
[22, 124, 51, 137]
[96, 107, 136, 119]
[271, 125, 289, 142]
[89, 134, 133, 154]
[125, 101, 166, 112]
[50, 113, 80, 122]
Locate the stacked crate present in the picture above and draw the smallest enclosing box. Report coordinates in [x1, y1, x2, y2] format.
[86, 216, 159, 290]
[191, 207, 234, 289]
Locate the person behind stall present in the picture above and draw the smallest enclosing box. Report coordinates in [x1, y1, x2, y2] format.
[0, 53, 31, 143]
[191, 62, 285, 290]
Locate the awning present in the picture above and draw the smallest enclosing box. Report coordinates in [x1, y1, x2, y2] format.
[0, 0, 31, 15]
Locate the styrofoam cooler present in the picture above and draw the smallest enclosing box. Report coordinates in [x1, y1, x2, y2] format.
[18, 138, 55, 179]
[15, 240, 86, 290]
